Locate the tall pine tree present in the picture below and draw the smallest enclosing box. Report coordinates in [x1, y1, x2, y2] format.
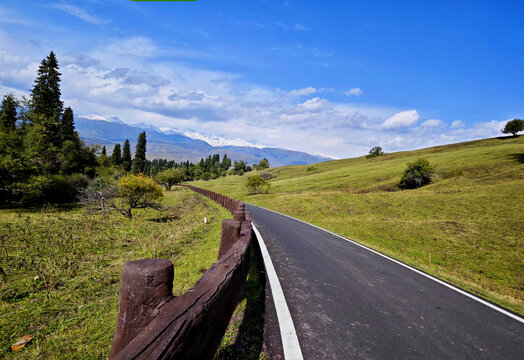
[31, 51, 63, 147]
[60, 107, 77, 142]
[122, 139, 132, 172]
[0, 94, 18, 132]
[132, 131, 147, 174]
[111, 143, 122, 165]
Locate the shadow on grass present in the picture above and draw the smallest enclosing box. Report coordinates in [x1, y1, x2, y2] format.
[215, 242, 267, 360]
[148, 215, 180, 223]
[508, 153, 524, 164]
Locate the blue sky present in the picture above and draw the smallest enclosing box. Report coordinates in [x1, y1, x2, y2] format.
[0, 0, 523, 158]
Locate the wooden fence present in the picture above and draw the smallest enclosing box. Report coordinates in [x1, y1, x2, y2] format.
[110, 186, 252, 359]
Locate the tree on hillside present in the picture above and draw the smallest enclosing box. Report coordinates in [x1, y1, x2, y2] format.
[111, 143, 122, 165]
[79, 174, 163, 218]
[502, 119, 524, 137]
[132, 131, 147, 174]
[221, 154, 232, 170]
[154, 167, 185, 190]
[60, 107, 77, 142]
[31, 51, 63, 147]
[258, 158, 270, 169]
[122, 139, 132, 172]
[0, 94, 18, 132]
[367, 146, 385, 158]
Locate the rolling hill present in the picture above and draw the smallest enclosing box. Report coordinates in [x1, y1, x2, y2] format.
[191, 136, 524, 315]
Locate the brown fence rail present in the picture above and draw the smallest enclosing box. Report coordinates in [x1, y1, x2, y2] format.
[110, 185, 252, 360]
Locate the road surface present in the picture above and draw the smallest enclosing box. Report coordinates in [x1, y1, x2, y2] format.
[247, 204, 524, 359]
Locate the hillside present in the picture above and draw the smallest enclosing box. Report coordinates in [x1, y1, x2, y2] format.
[75, 116, 329, 167]
[191, 136, 524, 315]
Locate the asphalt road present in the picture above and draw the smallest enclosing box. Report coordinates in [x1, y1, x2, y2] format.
[247, 204, 524, 359]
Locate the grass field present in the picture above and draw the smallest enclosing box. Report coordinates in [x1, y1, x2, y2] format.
[192, 136, 524, 315]
[0, 188, 231, 359]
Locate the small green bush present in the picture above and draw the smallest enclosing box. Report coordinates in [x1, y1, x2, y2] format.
[246, 175, 271, 194]
[399, 158, 434, 189]
[367, 146, 385, 158]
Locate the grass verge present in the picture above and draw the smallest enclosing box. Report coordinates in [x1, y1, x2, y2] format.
[0, 187, 230, 359]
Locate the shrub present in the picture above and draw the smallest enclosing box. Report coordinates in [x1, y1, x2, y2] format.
[399, 158, 434, 189]
[367, 146, 385, 158]
[306, 166, 317, 172]
[246, 175, 271, 194]
[117, 174, 163, 218]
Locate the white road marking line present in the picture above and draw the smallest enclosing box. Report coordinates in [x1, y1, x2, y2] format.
[252, 224, 304, 360]
[248, 204, 524, 325]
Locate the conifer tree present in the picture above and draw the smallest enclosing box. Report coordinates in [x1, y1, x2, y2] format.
[111, 143, 122, 165]
[132, 131, 147, 174]
[0, 94, 18, 132]
[31, 51, 63, 146]
[60, 107, 77, 142]
[101, 146, 107, 155]
[122, 139, 132, 172]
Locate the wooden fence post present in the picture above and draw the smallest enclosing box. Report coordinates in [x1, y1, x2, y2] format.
[218, 219, 241, 259]
[110, 259, 174, 358]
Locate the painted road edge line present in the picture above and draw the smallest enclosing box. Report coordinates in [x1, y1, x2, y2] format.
[248, 204, 524, 325]
[252, 224, 304, 360]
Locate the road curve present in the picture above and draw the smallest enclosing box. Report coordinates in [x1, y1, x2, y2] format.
[247, 204, 524, 359]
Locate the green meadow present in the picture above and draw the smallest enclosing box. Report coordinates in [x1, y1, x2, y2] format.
[192, 136, 524, 315]
[0, 188, 231, 359]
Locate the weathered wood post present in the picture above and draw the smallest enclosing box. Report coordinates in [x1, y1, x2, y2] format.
[110, 259, 174, 358]
[218, 219, 241, 259]
[234, 202, 246, 222]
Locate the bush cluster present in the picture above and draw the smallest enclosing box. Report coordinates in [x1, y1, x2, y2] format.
[399, 158, 434, 189]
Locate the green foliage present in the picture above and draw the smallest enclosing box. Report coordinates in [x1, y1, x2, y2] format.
[0, 93, 18, 132]
[232, 160, 247, 175]
[258, 157, 270, 169]
[246, 175, 271, 194]
[154, 168, 185, 190]
[31, 51, 63, 147]
[110, 143, 122, 166]
[131, 131, 147, 174]
[60, 107, 76, 142]
[367, 146, 385, 158]
[502, 119, 524, 137]
[117, 174, 163, 218]
[60, 140, 98, 176]
[121, 139, 132, 172]
[399, 158, 434, 189]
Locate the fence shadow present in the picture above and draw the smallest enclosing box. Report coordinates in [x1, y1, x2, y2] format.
[216, 242, 267, 359]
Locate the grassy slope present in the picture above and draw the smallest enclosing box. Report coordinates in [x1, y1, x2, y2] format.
[0, 188, 230, 359]
[192, 136, 524, 315]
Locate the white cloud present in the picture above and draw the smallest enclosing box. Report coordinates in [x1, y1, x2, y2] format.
[289, 87, 317, 96]
[345, 88, 363, 96]
[53, 4, 109, 25]
[380, 110, 419, 129]
[0, 30, 512, 160]
[450, 120, 465, 129]
[293, 23, 311, 31]
[420, 119, 444, 128]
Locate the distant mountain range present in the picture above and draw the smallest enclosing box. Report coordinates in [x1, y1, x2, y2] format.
[75, 116, 330, 167]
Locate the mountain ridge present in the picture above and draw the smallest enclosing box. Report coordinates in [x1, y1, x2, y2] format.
[75, 116, 330, 167]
